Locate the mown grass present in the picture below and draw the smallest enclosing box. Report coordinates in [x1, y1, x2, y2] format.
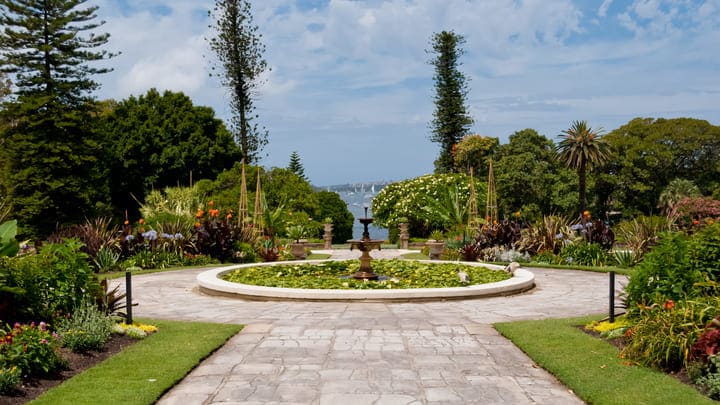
[494, 316, 713, 405]
[31, 319, 242, 405]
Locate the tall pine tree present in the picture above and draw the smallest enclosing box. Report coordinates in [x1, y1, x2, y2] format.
[287, 151, 307, 181]
[0, 0, 116, 238]
[207, 0, 269, 164]
[428, 31, 473, 174]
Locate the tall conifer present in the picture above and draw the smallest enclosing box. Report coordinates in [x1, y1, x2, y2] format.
[0, 0, 116, 237]
[428, 31, 473, 174]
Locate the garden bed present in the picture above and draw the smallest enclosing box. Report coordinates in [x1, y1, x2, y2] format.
[1, 334, 137, 404]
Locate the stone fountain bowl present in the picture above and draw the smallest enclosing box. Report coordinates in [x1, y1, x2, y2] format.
[196, 260, 535, 302]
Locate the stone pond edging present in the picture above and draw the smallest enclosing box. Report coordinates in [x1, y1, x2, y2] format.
[196, 260, 535, 301]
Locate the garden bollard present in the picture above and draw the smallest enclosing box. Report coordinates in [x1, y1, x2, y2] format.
[126, 270, 133, 325]
[609, 270, 615, 323]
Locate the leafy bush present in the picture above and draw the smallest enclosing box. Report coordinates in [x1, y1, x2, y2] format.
[558, 242, 611, 266]
[612, 249, 638, 268]
[692, 318, 720, 364]
[0, 365, 21, 395]
[57, 300, 114, 352]
[621, 298, 720, 371]
[0, 322, 66, 377]
[687, 223, 720, 282]
[316, 191, 354, 243]
[0, 220, 19, 257]
[93, 246, 121, 273]
[3, 239, 102, 323]
[693, 355, 720, 400]
[624, 232, 697, 311]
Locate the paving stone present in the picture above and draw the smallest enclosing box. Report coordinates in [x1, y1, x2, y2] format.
[115, 252, 605, 405]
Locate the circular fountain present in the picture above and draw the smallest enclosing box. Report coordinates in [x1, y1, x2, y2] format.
[346, 207, 384, 280]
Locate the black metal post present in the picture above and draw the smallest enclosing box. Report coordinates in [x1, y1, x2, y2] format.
[609, 271, 615, 323]
[125, 270, 133, 325]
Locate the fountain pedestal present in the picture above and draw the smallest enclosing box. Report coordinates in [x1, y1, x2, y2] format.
[347, 211, 384, 280]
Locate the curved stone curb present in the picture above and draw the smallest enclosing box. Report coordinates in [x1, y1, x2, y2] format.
[196, 260, 535, 301]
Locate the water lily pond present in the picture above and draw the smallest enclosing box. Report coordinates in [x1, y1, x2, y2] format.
[222, 259, 511, 289]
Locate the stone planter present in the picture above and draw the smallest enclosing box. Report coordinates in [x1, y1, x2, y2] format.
[399, 223, 409, 249]
[289, 242, 307, 260]
[426, 241, 445, 260]
[323, 223, 333, 249]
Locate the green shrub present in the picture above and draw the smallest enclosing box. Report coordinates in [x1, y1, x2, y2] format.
[624, 232, 696, 311]
[614, 215, 670, 261]
[687, 223, 720, 282]
[0, 365, 21, 394]
[558, 242, 611, 266]
[316, 191, 354, 243]
[57, 300, 114, 352]
[232, 242, 257, 263]
[0, 322, 66, 377]
[622, 298, 720, 371]
[694, 355, 720, 400]
[3, 239, 102, 323]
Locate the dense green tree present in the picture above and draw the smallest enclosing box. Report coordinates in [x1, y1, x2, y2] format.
[316, 191, 354, 243]
[100, 89, 242, 217]
[596, 117, 720, 217]
[0, 0, 115, 237]
[428, 31, 473, 173]
[287, 151, 307, 180]
[494, 129, 577, 222]
[207, 0, 269, 163]
[262, 167, 318, 216]
[556, 120, 611, 216]
[452, 134, 498, 178]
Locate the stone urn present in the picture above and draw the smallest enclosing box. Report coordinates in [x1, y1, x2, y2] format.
[426, 240, 445, 260]
[289, 242, 307, 260]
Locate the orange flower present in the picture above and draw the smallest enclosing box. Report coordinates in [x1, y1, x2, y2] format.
[226, 213, 233, 220]
[514, 211, 521, 218]
[583, 210, 591, 219]
[194, 222, 201, 228]
[208, 201, 214, 207]
[693, 220, 700, 225]
[124, 220, 129, 225]
[209, 209, 220, 217]
[663, 300, 675, 310]
[139, 218, 145, 225]
[196, 209, 204, 219]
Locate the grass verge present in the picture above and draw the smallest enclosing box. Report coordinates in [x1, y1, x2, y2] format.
[31, 319, 242, 405]
[494, 316, 713, 405]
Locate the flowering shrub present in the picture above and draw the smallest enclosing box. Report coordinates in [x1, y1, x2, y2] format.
[190, 203, 258, 263]
[0, 322, 66, 378]
[114, 321, 158, 339]
[371, 174, 486, 236]
[675, 196, 720, 228]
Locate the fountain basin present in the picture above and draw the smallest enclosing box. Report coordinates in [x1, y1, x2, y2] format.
[197, 260, 535, 301]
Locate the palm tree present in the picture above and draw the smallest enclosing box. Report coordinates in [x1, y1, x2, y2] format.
[658, 178, 701, 217]
[556, 120, 611, 216]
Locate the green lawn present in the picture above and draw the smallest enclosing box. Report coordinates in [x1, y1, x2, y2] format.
[494, 316, 713, 405]
[31, 319, 242, 405]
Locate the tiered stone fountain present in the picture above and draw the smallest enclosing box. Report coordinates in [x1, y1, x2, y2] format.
[347, 207, 384, 280]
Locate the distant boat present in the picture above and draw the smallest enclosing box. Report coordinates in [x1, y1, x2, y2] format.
[371, 184, 375, 193]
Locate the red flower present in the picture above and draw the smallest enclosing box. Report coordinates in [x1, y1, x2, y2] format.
[663, 300, 675, 310]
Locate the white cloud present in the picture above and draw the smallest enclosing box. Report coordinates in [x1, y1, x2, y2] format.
[81, 0, 720, 184]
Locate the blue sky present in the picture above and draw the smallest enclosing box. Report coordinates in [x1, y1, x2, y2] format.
[91, 0, 720, 186]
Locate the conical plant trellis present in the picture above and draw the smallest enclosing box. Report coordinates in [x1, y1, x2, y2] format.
[253, 168, 264, 237]
[467, 167, 481, 231]
[238, 160, 249, 226]
[485, 159, 498, 224]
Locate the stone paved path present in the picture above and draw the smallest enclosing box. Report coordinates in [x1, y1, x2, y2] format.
[112, 250, 625, 404]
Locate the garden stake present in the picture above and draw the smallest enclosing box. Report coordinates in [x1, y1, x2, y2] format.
[126, 270, 133, 325]
[609, 270, 615, 323]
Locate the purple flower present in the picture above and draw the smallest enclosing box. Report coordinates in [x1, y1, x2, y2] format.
[142, 230, 158, 241]
[126, 234, 135, 241]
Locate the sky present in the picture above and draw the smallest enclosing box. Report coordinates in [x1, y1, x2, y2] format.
[88, 0, 720, 186]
